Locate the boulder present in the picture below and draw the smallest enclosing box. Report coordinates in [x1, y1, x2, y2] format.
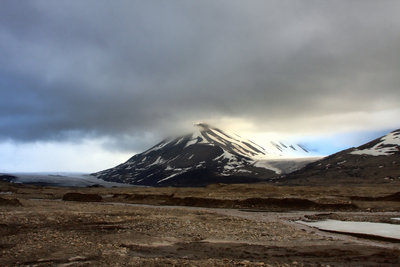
[0, 197, 22, 206]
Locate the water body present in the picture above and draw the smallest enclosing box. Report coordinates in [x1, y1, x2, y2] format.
[297, 220, 400, 241]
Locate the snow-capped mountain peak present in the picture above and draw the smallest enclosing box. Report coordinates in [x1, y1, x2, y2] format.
[144, 124, 268, 160]
[91, 124, 314, 186]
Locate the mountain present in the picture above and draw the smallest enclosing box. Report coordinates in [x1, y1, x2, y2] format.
[282, 129, 400, 185]
[91, 123, 316, 186]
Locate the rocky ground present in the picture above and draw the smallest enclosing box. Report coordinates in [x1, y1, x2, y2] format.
[1, 181, 400, 266]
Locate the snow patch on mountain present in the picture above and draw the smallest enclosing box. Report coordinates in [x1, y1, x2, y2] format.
[148, 156, 167, 167]
[157, 168, 191, 184]
[184, 131, 209, 148]
[350, 130, 400, 156]
[143, 139, 174, 155]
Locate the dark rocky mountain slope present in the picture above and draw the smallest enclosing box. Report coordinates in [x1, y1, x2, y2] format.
[282, 129, 400, 186]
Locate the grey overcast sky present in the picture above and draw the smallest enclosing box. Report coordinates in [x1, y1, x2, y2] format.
[1, 0, 400, 172]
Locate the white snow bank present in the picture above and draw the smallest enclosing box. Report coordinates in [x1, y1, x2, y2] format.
[253, 160, 282, 174]
[253, 157, 321, 174]
[297, 220, 400, 240]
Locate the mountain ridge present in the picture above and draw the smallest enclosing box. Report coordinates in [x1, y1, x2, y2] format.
[281, 129, 400, 185]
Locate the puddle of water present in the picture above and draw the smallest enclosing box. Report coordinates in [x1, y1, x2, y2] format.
[297, 220, 400, 240]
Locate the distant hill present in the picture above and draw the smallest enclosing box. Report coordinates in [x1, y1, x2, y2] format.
[281, 129, 400, 185]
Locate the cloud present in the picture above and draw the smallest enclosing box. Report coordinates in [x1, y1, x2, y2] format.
[1, 0, 400, 154]
[0, 138, 132, 172]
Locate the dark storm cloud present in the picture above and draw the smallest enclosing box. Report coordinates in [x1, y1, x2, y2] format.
[1, 0, 400, 151]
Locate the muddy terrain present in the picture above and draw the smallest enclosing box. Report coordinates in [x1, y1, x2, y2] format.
[1, 181, 400, 266]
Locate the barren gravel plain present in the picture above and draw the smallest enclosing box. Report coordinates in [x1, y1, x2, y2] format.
[1, 181, 400, 267]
